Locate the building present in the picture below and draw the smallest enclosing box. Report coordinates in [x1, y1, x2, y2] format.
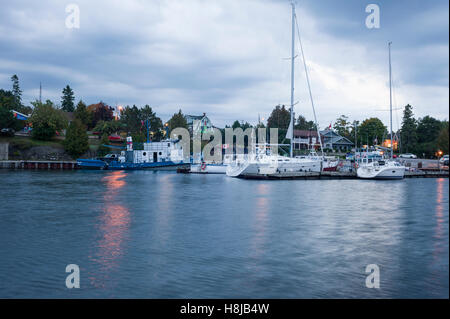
[292, 130, 322, 150]
[185, 113, 214, 135]
[320, 129, 354, 151]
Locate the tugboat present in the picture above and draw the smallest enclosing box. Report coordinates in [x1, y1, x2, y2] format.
[77, 136, 189, 170]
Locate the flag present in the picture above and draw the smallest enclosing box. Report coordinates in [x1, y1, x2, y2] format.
[328, 123, 332, 129]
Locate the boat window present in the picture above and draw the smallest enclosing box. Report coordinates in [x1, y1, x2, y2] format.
[143, 152, 146, 156]
[159, 152, 162, 155]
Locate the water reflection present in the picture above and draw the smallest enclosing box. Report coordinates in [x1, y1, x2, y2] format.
[90, 171, 130, 288]
[433, 178, 446, 260]
[250, 183, 270, 262]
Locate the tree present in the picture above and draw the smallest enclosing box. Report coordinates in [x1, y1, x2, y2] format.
[89, 102, 114, 127]
[29, 100, 67, 140]
[416, 116, 442, 144]
[140, 105, 163, 141]
[231, 120, 241, 129]
[119, 105, 163, 141]
[0, 107, 22, 130]
[333, 115, 351, 138]
[74, 100, 92, 128]
[167, 109, 188, 131]
[358, 118, 387, 146]
[400, 104, 417, 153]
[61, 85, 75, 112]
[11, 74, 22, 109]
[97, 133, 110, 157]
[64, 119, 89, 158]
[295, 115, 316, 131]
[93, 120, 121, 136]
[437, 122, 449, 154]
[267, 105, 290, 129]
[0, 89, 15, 110]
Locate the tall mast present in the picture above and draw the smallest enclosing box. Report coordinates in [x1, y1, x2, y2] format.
[289, 2, 295, 157]
[388, 42, 393, 159]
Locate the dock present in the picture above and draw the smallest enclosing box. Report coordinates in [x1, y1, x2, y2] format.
[0, 160, 78, 170]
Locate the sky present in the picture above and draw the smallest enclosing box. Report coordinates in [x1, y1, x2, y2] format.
[0, 0, 448, 130]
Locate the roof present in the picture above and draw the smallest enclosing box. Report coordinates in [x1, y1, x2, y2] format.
[294, 129, 319, 137]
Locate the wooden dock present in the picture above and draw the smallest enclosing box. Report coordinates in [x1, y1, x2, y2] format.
[0, 160, 78, 170]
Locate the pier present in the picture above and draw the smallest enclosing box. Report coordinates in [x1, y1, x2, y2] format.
[178, 167, 449, 179]
[0, 160, 78, 170]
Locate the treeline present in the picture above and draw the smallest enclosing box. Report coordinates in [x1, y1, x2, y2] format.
[0, 75, 190, 158]
[1, 75, 448, 158]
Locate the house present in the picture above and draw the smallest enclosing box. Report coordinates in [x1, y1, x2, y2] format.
[185, 113, 214, 135]
[320, 129, 354, 151]
[292, 130, 322, 150]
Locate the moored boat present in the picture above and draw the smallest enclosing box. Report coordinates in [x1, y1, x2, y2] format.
[77, 137, 189, 170]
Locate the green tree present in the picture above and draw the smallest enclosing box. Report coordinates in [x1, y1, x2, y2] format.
[11, 75, 22, 109]
[61, 85, 75, 112]
[74, 100, 92, 128]
[93, 120, 121, 136]
[358, 118, 387, 146]
[64, 119, 89, 158]
[29, 100, 67, 140]
[416, 116, 442, 144]
[437, 121, 449, 154]
[231, 120, 241, 129]
[140, 105, 163, 141]
[267, 104, 290, 129]
[0, 107, 22, 130]
[400, 104, 417, 153]
[167, 109, 188, 131]
[0, 89, 15, 110]
[295, 115, 316, 130]
[97, 133, 110, 157]
[333, 115, 351, 138]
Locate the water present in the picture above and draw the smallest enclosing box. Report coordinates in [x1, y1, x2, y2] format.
[0, 170, 448, 298]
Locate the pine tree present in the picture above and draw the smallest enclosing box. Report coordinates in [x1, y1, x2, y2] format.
[64, 119, 89, 158]
[11, 74, 22, 109]
[400, 104, 417, 153]
[74, 100, 92, 128]
[61, 85, 75, 112]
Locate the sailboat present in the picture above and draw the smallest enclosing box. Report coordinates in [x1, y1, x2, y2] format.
[357, 42, 405, 179]
[226, 2, 323, 178]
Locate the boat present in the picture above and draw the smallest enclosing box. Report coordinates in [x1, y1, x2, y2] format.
[226, 144, 321, 178]
[189, 154, 235, 174]
[357, 42, 405, 180]
[77, 136, 189, 170]
[356, 158, 405, 179]
[226, 2, 324, 179]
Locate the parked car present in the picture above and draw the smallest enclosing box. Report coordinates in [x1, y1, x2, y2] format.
[439, 155, 449, 165]
[0, 128, 15, 137]
[399, 153, 417, 159]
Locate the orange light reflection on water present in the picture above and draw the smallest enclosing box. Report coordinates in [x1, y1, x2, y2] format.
[89, 171, 130, 289]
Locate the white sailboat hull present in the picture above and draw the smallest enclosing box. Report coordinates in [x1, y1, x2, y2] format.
[190, 164, 227, 174]
[226, 157, 321, 178]
[357, 164, 405, 179]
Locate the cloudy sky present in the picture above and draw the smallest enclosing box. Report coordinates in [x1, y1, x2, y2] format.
[0, 0, 448, 129]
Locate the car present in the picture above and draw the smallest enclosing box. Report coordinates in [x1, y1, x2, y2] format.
[0, 128, 15, 137]
[439, 155, 449, 165]
[399, 153, 417, 159]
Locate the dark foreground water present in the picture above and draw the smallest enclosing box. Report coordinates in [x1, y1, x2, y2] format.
[0, 170, 448, 298]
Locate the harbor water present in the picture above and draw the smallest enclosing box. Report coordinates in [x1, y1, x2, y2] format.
[0, 170, 448, 298]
